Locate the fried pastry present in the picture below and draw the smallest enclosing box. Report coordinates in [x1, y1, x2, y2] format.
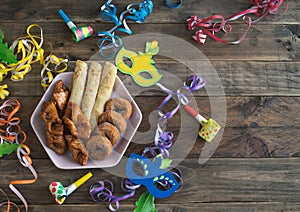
[65, 134, 89, 165]
[40, 101, 66, 155]
[63, 102, 91, 140]
[46, 132, 66, 155]
[52, 80, 70, 116]
[81, 62, 102, 123]
[69, 60, 88, 106]
[92, 62, 117, 129]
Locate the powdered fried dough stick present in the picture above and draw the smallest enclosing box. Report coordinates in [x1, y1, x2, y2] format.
[81, 62, 102, 123]
[69, 60, 88, 106]
[92, 62, 117, 129]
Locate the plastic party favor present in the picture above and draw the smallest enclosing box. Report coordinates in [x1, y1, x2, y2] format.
[58, 9, 93, 42]
[183, 104, 221, 142]
[49, 172, 93, 204]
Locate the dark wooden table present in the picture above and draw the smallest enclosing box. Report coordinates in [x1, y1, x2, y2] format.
[0, 0, 299, 211]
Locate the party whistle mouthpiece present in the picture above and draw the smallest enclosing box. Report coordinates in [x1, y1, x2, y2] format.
[49, 172, 93, 204]
[183, 104, 221, 142]
[58, 9, 93, 42]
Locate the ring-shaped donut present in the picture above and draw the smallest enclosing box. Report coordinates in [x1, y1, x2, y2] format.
[87, 135, 113, 161]
[98, 111, 127, 133]
[96, 122, 120, 146]
[105, 98, 132, 120]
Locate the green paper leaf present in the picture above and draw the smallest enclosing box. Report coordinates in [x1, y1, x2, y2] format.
[134, 191, 156, 212]
[154, 154, 173, 169]
[0, 29, 17, 64]
[0, 142, 20, 158]
[160, 157, 172, 169]
[0, 42, 18, 64]
[145, 41, 159, 56]
[0, 29, 4, 41]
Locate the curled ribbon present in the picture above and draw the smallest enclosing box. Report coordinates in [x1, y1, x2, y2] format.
[98, 0, 153, 57]
[9, 144, 38, 212]
[0, 84, 9, 100]
[90, 179, 140, 211]
[0, 99, 37, 212]
[187, 0, 287, 44]
[250, 0, 288, 23]
[187, 14, 253, 45]
[165, 0, 182, 9]
[157, 75, 206, 119]
[0, 24, 68, 95]
[0, 99, 26, 143]
[40, 55, 68, 89]
[0, 188, 20, 212]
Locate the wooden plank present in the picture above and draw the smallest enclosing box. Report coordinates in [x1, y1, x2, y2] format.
[9, 96, 300, 128]
[0, 158, 300, 205]
[9, 123, 300, 159]
[120, 61, 300, 96]
[0, 23, 298, 62]
[22, 202, 300, 212]
[1, 0, 298, 24]
[0, 96, 298, 158]
[127, 126, 300, 158]
[1, 61, 300, 97]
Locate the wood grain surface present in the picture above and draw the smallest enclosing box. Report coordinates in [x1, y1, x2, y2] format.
[0, 0, 299, 211]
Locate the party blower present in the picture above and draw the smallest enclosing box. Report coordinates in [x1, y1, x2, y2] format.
[58, 9, 93, 42]
[49, 172, 93, 204]
[183, 104, 221, 142]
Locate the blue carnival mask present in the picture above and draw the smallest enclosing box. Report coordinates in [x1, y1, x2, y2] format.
[126, 153, 179, 198]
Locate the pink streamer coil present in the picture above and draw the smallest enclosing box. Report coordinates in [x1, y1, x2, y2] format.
[187, 0, 288, 44]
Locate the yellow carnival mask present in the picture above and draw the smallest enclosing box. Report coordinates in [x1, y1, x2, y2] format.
[115, 41, 162, 87]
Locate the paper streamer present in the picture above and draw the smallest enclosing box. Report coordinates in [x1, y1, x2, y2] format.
[165, 0, 182, 9]
[187, 0, 288, 44]
[0, 99, 26, 143]
[0, 84, 9, 100]
[90, 179, 140, 211]
[0, 99, 37, 212]
[9, 144, 38, 212]
[0, 24, 68, 96]
[40, 55, 68, 88]
[0, 188, 20, 212]
[98, 0, 153, 57]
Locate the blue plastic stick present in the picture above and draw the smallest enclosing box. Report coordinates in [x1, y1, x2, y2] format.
[58, 9, 76, 30]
